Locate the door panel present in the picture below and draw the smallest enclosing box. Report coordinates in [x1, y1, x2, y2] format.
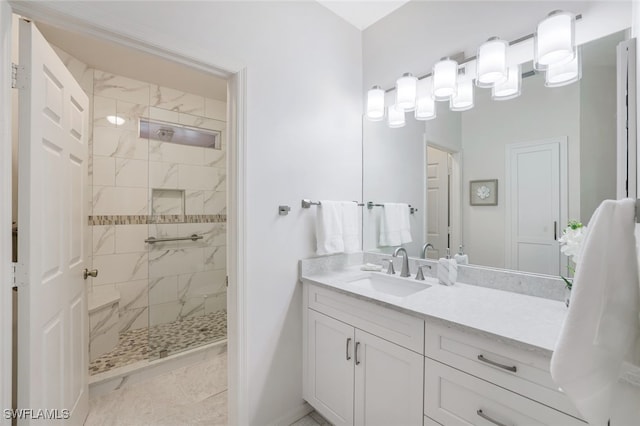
[17, 19, 89, 425]
[354, 329, 423, 426]
[507, 140, 564, 275]
[427, 147, 449, 259]
[305, 310, 355, 426]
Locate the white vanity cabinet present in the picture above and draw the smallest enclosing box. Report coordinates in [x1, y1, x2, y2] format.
[423, 322, 586, 425]
[303, 283, 424, 426]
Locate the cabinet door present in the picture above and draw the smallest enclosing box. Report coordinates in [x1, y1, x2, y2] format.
[354, 329, 424, 426]
[305, 310, 355, 426]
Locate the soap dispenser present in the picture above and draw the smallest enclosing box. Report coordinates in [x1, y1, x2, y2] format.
[454, 245, 469, 265]
[437, 248, 458, 286]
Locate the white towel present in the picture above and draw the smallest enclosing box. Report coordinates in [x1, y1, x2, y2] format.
[550, 199, 640, 425]
[379, 203, 412, 246]
[342, 201, 360, 253]
[315, 201, 344, 255]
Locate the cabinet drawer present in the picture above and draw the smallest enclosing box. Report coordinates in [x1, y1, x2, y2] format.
[425, 322, 582, 419]
[424, 358, 585, 425]
[305, 282, 424, 354]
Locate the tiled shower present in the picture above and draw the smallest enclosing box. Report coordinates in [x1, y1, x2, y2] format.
[52, 46, 228, 374]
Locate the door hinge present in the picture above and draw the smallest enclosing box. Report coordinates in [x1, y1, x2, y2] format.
[11, 63, 26, 90]
[225, 276, 229, 288]
[11, 263, 16, 287]
[12, 263, 27, 288]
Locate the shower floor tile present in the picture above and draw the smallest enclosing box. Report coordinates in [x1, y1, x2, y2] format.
[90, 309, 227, 375]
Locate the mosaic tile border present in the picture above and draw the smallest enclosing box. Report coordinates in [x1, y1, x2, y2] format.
[89, 214, 227, 226]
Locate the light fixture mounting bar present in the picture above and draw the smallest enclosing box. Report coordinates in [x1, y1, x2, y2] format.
[381, 13, 582, 94]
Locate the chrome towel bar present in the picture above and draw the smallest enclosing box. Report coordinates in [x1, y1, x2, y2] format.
[301, 199, 417, 214]
[145, 234, 203, 244]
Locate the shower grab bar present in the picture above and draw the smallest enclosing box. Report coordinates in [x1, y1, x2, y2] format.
[145, 234, 203, 244]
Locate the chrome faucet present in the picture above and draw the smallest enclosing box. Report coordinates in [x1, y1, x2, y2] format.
[421, 243, 435, 259]
[393, 247, 411, 277]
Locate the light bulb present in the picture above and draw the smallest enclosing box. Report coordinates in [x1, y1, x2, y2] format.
[492, 65, 522, 100]
[387, 104, 406, 128]
[535, 10, 576, 70]
[450, 79, 474, 111]
[415, 78, 436, 120]
[545, 49, 581, 87]
[366, 86, 385, 121]
[396, 73, 418, 111]
[476, 37, 508, 88]
[432, 58, 458, 101]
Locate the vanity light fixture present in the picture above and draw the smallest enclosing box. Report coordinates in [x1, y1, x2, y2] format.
[432, 57, 458, 101]
[106, 115, 125, 126]
[535, 10, 576, 70]
[450, 78, 474, 111]
[396, 73, 418, 111]
[387, 104, 406, 128]
[492, 65, 522, 100]
[476, 37, 508, 88]
[366, 86, 386, 121]
[545, 49, 581, 87]
[415, 78, 437, 120]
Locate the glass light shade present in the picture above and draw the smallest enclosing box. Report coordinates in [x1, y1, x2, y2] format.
[450, 79, 474, 111]
[492, 65, 522, 100]
[366, 86, 385, 121]
[535, 10, 575, 70]
[476, 37, 508, 88]
[387, 104, 406, 128]
[396, 73, 418, 111]
[432, 58, 458, 101]
[545, 50, 581, 87]
[415, 78, 436, 120]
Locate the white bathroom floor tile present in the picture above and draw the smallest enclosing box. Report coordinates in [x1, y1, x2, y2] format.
[85, 350, 227, 426]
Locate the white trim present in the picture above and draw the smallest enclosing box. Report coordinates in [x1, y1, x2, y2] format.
[504, 137, 568, 273]
[272, 401, 313, 426]
[226, 68, 248, 426]
[0, 1, 13, 424]
[2, 3, 248, 423]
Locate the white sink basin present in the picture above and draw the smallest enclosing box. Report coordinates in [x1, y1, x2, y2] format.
[346, 273, 431, 298]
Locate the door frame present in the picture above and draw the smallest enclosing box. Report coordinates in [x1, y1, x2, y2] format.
[504, 137, 568, 273]
[1, 1, 14, 424]
[425, 142, 462, 256]
[0, 2, 248, 425]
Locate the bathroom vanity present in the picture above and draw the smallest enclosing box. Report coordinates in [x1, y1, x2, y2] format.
[301, 254, 587, 426]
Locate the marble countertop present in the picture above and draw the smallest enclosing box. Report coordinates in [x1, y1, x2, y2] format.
[301, 257, 640, 388]
[302, 266, 567, 356]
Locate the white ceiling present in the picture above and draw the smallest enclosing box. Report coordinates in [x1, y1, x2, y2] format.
[316, 0, 410, 30]
[35, 21, 228, 101]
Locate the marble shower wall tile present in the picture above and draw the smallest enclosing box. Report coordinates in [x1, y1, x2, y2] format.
[92, 156, 116, 187]
[116, 279, 148, 312]
[89, 302, 119, 361]
[148, 247, 204, 279]
[92, 225, 115, 256]
[115, 158, 148, 188]
[149, 161, 179, 189]
[94, 70, 150, 105]
[93, 186, 148, 216]
[151, 85, 205, 116]
[205, 98, 226, 121]
[115, 224, 148, 254]
[204, 191, 226, 215]
[118, 307, 148, 333]
[149, 276, 180, 305]
[204, 149, 225, 168]
[92, 252, 149, 286]
[93, 126, 148, 160]
[93, 95, 117, 128]
[178, 269, 226, 301]
[149, 140, 204, 165]
[204, 245, 226, 270]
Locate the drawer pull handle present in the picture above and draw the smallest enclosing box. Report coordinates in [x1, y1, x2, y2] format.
[346, 338, 352, 361]
[477, 355, 517, 372]
[477, 409, 509, 426]
[355, 342, 361, 365]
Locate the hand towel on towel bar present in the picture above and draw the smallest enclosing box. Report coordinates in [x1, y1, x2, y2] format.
[550, 198, 640, 426]
[379, 203, 412, 247]
[315, 201, 360, 255]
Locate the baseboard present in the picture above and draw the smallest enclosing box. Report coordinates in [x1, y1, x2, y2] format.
[272, 401, 313, 426]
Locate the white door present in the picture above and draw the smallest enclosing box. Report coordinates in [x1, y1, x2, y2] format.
[426, 146, 449, 259]
[354, 329, 423, 426]
[506, 139, 566, 275]
[17, 19, 90, 425]
[305, 310, 355, 426]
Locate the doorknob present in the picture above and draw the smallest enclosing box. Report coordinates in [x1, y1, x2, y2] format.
[83, 268, 98, 279]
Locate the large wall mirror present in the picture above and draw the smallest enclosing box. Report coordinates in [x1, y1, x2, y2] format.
[363, 29, 630, 276]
